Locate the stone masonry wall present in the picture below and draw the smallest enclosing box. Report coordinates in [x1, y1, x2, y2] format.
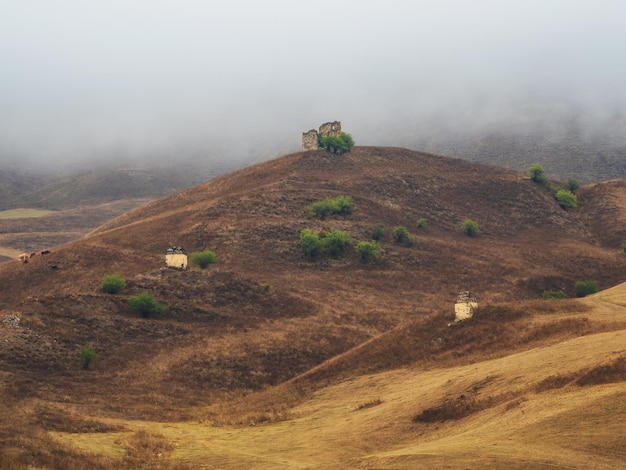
[302, 121, 342, 151]
[454, 291, 478, 321]
[302, 129, 319, 151]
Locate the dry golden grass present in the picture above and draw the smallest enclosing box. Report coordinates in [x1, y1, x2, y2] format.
[32, 286, 626, 469]
[0, 208, 56, 219]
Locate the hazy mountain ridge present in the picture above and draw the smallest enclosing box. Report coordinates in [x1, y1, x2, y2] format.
[2, 112, 626, 212]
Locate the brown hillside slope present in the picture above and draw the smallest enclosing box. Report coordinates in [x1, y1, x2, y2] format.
[2, 147, 625, 306]
[0, 147, 625, 468]
[17, 283, 626, 469]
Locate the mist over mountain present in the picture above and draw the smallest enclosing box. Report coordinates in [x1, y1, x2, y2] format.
[1, 1, 625, 183]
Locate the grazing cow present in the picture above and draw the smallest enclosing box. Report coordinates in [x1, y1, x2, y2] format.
[18, 253, 30, 263]
[41, 250, 51, 255]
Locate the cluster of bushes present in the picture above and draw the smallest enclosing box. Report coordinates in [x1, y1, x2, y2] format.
[317, 132, 355, 155]
[99, 276, 170, 318]
[306, 196, 353, 219]
[299, 229, 351, 259]
[299, 229, 382, 263]
[528, 163, 578, 209]
[299, 215, 482, 263]
[100, 249, 218, 311]
[542, 280, 599, 299]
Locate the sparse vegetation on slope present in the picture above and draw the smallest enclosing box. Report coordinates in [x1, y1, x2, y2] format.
[1, 146, 626, 468]
[306, 195, 353, 219]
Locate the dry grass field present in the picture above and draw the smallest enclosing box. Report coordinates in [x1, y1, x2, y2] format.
[0, 147, 625, 468]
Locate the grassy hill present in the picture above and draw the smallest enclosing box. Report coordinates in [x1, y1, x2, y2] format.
[0, 147, 625, 468]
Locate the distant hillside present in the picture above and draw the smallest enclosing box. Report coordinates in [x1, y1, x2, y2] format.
[0, 169, 44, 210]
[1, 147, 625, 468]
[0, 167, 207, 211]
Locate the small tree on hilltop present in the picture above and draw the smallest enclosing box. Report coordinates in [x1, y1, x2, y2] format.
[318, 133, 355, 155]
[528, 163, 546, 183]
[189, 250, 218, 269]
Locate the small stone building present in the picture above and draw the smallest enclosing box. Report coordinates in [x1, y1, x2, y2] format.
[454, 291, 478, 321]
[302, 121, 342, 151]
[166, 246, 187, 270]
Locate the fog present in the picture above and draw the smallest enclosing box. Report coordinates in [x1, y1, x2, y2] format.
[1, 1, 625, 172]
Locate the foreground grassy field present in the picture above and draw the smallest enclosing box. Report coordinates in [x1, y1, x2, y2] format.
[43, 283, 626, 469]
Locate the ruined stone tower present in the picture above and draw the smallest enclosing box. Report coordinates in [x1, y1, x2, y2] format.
[454, 291, 478, 321]
[302, 121, 342, 151]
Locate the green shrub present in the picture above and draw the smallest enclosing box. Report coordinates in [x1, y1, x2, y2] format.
[371, 223, 385, 241]
[574, 280, 599, 298]
[318, 132, 355, 154]
[555, 189, 577, 209]
[101, 273, 126, 294]
[127, 293, 164, 317]
[462, 219, 480, 236]
[528, 163, 546, 183]
[306, 196, 353, 219]
[299, 228, 351, 259]
[79, 346, 99, 370]
[416, 218, 428, 228]
[393, 226, 414, 246]
[299, 228, 321, 259]
[320, 230, 351, 257]
[542, 290, 568, 299]
[189, 250, 218, 269]
[355, 240, 380, 262]
[567, 179, 580, 192]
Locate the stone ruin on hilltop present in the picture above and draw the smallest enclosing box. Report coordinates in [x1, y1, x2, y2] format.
[302, 121, 342, 151]
[454, 291, 478, 322]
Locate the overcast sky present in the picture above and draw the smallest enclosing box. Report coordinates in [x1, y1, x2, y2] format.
[1, 0, 625, 169]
